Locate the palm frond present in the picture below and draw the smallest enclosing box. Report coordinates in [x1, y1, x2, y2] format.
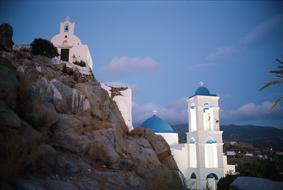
[259, 80, 283, 91]
[270, 96, 283, 110]
[270, 70, 283, 75]
[276, 59, 283, 65]
[275, 75, 283, 78]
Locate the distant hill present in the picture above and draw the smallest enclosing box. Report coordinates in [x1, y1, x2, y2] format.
[172, 124, 283, 151]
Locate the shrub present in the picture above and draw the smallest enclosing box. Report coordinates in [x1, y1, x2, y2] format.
[31, 38, 58, 58]
[73, 60, 86, 67]
[217, 174, 239, 190]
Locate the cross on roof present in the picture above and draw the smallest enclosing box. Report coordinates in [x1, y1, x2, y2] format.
[65, 16, 71, 21]
[152, 109, 158, 115]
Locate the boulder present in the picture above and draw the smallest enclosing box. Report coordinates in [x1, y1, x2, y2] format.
[0, 23, 14, 51]
[50, 114, 90, 153]
[17, 66, 59, 129]
[87, 128, 123, 165]
[130, 128, 178, 169]
[0, 57, 18, 109]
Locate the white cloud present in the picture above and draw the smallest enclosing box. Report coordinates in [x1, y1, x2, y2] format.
[102, 56, 159, 76]
[205, 15, 283, 63]
[133, 99, 283, 128]
[206, 46, 236, 62]
[240, 15, 283, 45]
[221, 101, 283, 127]
[132, 98, 187, 126]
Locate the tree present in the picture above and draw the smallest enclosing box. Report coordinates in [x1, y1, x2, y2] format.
[260, 58, 283, 110]
[31, 38, 58, 58]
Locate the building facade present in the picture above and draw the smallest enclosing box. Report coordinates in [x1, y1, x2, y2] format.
[141, 84, 235, 190]
[51, 17, 93, 69]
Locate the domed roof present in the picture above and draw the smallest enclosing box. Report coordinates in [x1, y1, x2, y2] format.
[195, 86, 211, 96]
[141, 115, 174, 133]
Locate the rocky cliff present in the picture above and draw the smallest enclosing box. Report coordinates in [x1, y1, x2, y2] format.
[0, 24, 186, 190]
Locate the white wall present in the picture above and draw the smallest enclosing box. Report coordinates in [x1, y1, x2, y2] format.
[171, 144, 189, 176]
[101, 83, 133, 131]
[157, 133, 179, 146]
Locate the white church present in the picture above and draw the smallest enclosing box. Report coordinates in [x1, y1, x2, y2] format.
[140, 84, 235, 190]
[50, 18, 235, 190]
[51, 17, 93, 70]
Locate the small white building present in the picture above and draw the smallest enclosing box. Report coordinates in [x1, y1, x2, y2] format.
[141, 83, 235, 190]
[101, 83, 133, 131]
[51, 17, 93, 70]
[227, 151, 237, 156]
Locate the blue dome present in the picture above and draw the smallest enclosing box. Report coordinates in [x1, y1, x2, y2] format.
[141, 115, 174, 133]
[194, 86, 216, 96]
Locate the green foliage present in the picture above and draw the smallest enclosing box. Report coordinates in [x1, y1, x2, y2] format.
[260, 58, 283, 110]
[31, 38, 59, 58]
[237, 159, 282, 181]
[217, 174, 238, 190]
[73, 60, 86, 67]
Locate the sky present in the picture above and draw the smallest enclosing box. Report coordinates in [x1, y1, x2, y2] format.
[1, 0, 283, 128]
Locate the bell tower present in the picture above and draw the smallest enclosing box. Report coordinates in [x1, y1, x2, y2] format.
[59, 16, 75, 35]
[186, 82, 225, 190]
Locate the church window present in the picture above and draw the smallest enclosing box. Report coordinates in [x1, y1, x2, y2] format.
[64, 24, 69, 32]
[206, 173, 218, 190]
[190, 103, 197, 131]
[190, 172, 197, 179]
[189, 137, 197, 168]
[65, 35, 67, 38]
[189, 137, 196, 144]
[205, 137, 218, 168]
[203, 103, 214, 131]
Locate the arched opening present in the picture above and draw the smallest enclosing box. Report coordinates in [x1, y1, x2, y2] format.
[204, 137, 218, 168]
[190, 172, 197, 179]
[203, 103, 214, 131]
[188, 172, 197, 190]
[64, 24, 69, 32]
[190, 103, 197, 131]
[189, 138, 197, 168]
[206, 173, 218, 190]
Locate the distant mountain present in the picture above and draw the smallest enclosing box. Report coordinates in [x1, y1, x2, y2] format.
[172, 124, 283, 151]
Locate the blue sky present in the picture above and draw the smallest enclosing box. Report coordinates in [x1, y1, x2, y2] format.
[1, 0, 283, 127]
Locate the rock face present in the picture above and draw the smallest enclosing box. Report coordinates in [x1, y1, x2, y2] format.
[0, 28, 186, 190]
[0, 23, 14, 51]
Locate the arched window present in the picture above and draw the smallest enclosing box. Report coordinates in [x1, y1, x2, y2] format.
[205, 136, 217, 144]
[190, 103, 197, 131]
[189, 137, 197, 168]
[189, 137, 196, 144]
[206, 173, 218, 190]
[189, 172, 198, 190]
[204, 137, 218, 168]
[190, 172, 197, 179]
[203, 103, 214, 131]
[64, 24, 69, 32]
[206, 173, 218, 180]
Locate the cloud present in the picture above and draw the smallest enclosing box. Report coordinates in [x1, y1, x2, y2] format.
[240, 15, 283, 45]
[102, 56, 159, 76]
[132, 98, 188, 126]
[221, 101, 283, 127]
[205, 15, 283, 63]
[206, 46, 236, 62]
[133, 99, 283, 128]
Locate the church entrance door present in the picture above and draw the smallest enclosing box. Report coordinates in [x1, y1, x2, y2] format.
[61, 49, 69, 62]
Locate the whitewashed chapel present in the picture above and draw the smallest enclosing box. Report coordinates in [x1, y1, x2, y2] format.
[51, 17, 93, 70]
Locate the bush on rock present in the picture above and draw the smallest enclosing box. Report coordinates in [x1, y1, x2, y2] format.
[31, 38, 58, 58]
